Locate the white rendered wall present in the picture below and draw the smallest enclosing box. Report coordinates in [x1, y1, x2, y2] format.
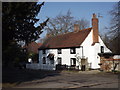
[56, 48, 83, 66]
[39, 47, 83, 69]
[81, 29, 111, 69]
[81, 30, 94, 68]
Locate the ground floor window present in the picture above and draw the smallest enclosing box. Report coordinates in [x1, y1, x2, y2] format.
[101, 46, 104, 53]
[57, 57, 62, 65]
[43, 57, 46, 64]
[70, 58, 76, 66]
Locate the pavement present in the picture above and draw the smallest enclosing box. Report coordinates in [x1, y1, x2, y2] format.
[15, 70, 119, 88]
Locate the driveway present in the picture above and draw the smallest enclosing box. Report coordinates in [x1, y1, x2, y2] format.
[15, 70, 119, 88]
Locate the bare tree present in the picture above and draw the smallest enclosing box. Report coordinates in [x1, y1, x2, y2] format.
[45, 10, 89, 36]
[108, 1, 120, 54]
[101, 34, 110, 49]
[74, 18, 89, 30]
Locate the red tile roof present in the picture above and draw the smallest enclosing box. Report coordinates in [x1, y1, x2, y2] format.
[23, 42, 42, 53]
[28, 42, 39, 53]
[39, 28, 92, 49]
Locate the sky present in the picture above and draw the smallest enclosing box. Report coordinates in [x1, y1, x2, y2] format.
[35, 2, 117, 39]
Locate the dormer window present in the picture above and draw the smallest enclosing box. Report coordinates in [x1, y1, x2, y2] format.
[70, 48, 76, 54]
[58, 49, 62, 54]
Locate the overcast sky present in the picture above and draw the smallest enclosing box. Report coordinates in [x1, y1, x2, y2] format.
[35, 2, 117, 38]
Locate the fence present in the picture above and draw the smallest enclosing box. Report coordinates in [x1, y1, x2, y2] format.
[26, 63, 56, 70]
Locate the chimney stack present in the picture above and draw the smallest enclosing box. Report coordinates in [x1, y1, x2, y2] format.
[46, 33, 51, 38]
[74, 24, 79, 32]
[92, 13, 99, 45]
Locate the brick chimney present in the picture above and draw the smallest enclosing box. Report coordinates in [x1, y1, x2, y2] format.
[74, 24, 79, 32]
[92, 13, 99, 45]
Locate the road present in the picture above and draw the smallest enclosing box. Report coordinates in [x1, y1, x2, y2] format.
[15, 70, 119, 88]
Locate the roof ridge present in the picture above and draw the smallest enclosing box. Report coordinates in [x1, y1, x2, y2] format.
[39, 27, 92, 49]
[79, 27, 92, 31]
[49, 27, 92, 38]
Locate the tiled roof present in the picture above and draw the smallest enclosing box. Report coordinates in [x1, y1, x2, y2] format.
[39, 28, 92, 49]
[24, 42, 42, 53]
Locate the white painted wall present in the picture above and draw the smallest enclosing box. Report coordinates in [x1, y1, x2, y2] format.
[38, 47, 83, 70]
[81, 29, 111, 69]
[81, 29, 94, 68]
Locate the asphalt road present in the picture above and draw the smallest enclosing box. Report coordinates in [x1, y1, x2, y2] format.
[15, 70, 119, 88]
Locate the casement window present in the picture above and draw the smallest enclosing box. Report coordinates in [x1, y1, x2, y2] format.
[57, 57, 62, 65]
[70, 58, 76, 66]
[43, 49, 46, 54]
[70, 48, 76, 54]
[43, 57, 46, 64]
[58, 49, 62, 54]
[101, 46, 104, 53]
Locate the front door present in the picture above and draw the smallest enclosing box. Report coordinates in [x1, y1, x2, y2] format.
[81, 59, 87, 71]
[57, 57, 62, 65]
[56, 57, 62, 70]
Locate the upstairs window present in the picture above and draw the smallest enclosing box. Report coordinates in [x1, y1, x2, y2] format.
[58, 49, 62, 54]
[43, 49, 46, 54]
[70, 48, 76, 54]
[101, 46, 104, 53]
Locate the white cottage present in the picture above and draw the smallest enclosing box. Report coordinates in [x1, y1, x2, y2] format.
[26, 14, 111, 70]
